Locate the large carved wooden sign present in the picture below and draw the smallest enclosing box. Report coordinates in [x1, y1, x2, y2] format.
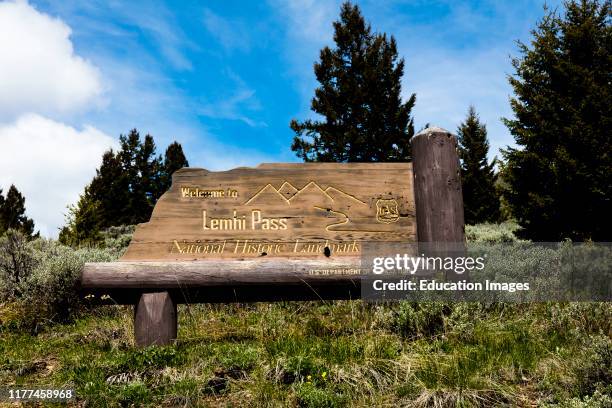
[121, 163, 416, 261]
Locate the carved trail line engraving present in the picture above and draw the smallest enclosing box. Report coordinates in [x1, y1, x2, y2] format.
[245, 181, 381, 232]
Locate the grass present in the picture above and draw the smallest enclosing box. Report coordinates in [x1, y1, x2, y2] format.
[0, 301, 609, 407]
[1, 226, 610, 406]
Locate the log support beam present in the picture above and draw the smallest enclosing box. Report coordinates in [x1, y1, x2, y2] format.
[134, 291, 177, 347]
[412, 126, 465, 244]
[412, 127, 466, 280]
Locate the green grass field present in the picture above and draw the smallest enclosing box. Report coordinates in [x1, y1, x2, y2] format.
[1, 301, 610, 407]
[0, 224, 610, 407]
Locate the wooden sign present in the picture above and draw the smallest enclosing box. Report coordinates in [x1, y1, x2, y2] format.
[121, 163, 416, 261]
[83, 128, 466, 347]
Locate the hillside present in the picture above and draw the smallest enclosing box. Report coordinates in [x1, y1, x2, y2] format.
[0, 224, 610, 407]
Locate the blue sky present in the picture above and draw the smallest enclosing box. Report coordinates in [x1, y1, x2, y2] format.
[0, 0, 562, 236]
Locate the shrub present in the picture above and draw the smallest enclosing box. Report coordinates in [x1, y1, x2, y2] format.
[542, 389, 612, 408]
[0, 229, 35, 299]
[575, 335, 612, 397]
[392, 302, 448, 339]
[23, 241, 118, 322]
[100, 225, 135, 252]
[445, 302, 492, 339]
[465, 221, 523, 243]
[0, 235, 120, 329]
[550, 303, 612, 338]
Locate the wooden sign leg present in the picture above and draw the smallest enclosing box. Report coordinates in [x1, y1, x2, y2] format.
[134, 291, 177, 347]
[412, 127, 466, 280]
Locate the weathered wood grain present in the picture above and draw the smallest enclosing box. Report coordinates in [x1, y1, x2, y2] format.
[82, 258, 363, 288]
[134, 292, 177, 346]
[81, 259, 363, 304]
[412, 127, 465, 244]
[412, 127, 466, 281]
[121, 163, 415, 261]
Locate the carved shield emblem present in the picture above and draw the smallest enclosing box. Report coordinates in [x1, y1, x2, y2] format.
[376, 199, 400, 223]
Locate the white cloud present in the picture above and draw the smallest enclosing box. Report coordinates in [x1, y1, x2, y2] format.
[0, 114, 116, 237]
[0, 0, 102, 121]
[126, 9, 194, 71]
[203, 9, 251, 52]
[271, 0, 337, 44]
[0, 1, 112, 237]
[268, 0, 339, 113]
[92, 1, 195, 71]
[196, 71, 266, 127]
[198, 88, 267, 127]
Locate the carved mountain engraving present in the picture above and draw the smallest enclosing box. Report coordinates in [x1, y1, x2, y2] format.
[278, 181, 298, 199]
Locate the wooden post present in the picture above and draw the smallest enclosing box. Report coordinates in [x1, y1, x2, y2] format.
[134, 291, 177, 347]
[412, 127, 466, 279]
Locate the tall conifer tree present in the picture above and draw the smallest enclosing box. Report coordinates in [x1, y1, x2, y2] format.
[132, 133, 163, 223]
[457, 106, 500, 224]
[291, 1, 416, 162]
[0, 189, 5, 236]
[502, 0, 611, 240]
[88, 150, 128, 225]
[161, 142, 189, 191]
[60, 130, 189, 245]
[0, 185, 36, 237]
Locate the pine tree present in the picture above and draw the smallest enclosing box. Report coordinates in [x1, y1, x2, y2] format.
[457, 106, 500, 224]
[61, 129, 189, 245]
[0, 185, 36, 237]
[131, 133, 163, 223]
[0, 189, 5, 236]
[88, 150, 129, 226]
[290, 1, 416, 162]
[161, 142, 189, 191]
[88, 130, 164, 227]
[59, 187, 102, 246]
[502, 0, 611, 240]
